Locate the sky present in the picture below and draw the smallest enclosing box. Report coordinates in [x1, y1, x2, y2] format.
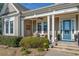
[21, 3, 54, 10]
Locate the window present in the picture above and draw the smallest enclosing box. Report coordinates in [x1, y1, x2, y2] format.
[6, 20, 9, 33]
[5, 17, 14, 34]
[43, 22, 47, 32]
[38, 23, 41, 33]
[10, 21, 13, 33]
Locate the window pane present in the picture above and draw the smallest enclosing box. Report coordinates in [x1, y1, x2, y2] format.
[6, 20, 9, 33]
[38, 23, 41, 33]
[43, 22, 47, 32]
[63, 20, 71, 30]
[10, 21, 13, 33]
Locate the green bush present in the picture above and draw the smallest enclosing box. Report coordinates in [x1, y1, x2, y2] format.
[40, 37, 49, 49]
[20, 37, 40, 48]
[0, 36, 22, 47]
[21, 47, 31, 55]
[19, 36, 49, 49]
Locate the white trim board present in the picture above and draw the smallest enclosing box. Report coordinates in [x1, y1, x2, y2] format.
[24, 7, 79, 19]
[1, 3, 19, 17]
[11, 3, 19, 13]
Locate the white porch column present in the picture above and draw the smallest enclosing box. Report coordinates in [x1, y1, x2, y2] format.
[41, 21, 44, 35]
[47, 16, 50, 41]
[21, 20, 24, 36]
[32, 20, 33, 34]
[36, 20, 38, 33]
[77, 14, 79, 38]
[52, 15, 55, 46]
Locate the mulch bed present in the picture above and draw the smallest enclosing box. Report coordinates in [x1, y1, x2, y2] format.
[0, 45, 47, 56]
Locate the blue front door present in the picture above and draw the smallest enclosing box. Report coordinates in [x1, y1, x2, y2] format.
[62, 20, 71, 41]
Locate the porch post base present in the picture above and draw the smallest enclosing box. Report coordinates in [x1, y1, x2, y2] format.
[49, 41, 58, 48]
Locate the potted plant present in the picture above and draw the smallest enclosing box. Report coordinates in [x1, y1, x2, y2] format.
[57, 33, 61, 41]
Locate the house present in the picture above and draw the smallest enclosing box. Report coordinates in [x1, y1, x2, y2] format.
[0, 3, 29, 36]
[1, 3, 79, 46]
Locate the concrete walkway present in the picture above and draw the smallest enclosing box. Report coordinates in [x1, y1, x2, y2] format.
[45, 48, 77, 56]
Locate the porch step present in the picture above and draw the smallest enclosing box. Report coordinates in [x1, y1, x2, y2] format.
[55, 45, 79, 51]
[53, 45, 79, 55]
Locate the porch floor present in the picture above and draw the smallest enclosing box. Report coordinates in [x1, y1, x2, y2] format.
[57, 41, 77, 47]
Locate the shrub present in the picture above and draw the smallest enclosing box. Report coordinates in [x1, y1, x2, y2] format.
[21, 47, 31, 55]
[40, 37, 49, 51]
[19, 36, 49, 49]
[0, 36, 22, 47]
[19, 37, 40, 48]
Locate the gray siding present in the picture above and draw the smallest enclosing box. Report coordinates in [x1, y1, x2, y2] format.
[14, 14, 20, 36]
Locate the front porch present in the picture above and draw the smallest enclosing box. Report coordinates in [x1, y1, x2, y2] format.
[22, 15, 54, 44]
[22, 13, 79, 43]
[20, 4, 79, 47]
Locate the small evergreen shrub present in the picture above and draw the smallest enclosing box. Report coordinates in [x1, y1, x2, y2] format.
[19, 36, 49, 49]
[19, 37, 40, 48]
[0, 36, 22, 47]
[21, 47, 31, 55]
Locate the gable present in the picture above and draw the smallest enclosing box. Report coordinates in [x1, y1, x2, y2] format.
[7, 3, 17, 13]
[0, 3, 19, 16]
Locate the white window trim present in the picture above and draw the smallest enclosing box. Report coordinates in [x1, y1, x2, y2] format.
[4, 17, 15, 36]
[37, 21, 47, 34]
[59, 17, 76, 41]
